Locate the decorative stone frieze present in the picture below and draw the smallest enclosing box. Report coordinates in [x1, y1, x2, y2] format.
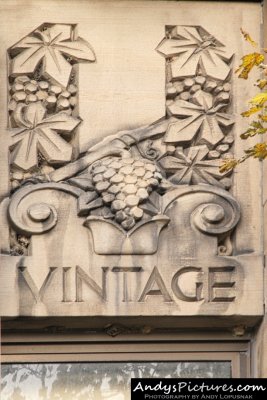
[0, 19, 263, 322]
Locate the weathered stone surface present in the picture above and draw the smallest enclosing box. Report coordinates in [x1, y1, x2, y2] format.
[39, 81, 49, 90]
[45, 95, 57, 108]
[36, 90, 48, 101]
[102, 193, 115, 204]
[57, 98, 70, 111]
[26, 94, 38, 103]
[111, 199, 126, 212]
[125, 194, 139, 207]
[60, 90, 71, 99]
[95, 180, 110, 192]
[0, 2, 264, 334]
[110, 173, 124, 183]
[11, 83, 24, 93]
[12, 91, 26, 102]
[25, 83, 38, 94]
[50, 85, 62, 96]
[131, 206, 144, 220]
[69, 96, 77, 107]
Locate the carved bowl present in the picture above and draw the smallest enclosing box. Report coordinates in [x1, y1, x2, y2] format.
[83, 215, 170, 255]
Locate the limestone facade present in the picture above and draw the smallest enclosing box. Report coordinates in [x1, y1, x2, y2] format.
[0, 0, 266, 378]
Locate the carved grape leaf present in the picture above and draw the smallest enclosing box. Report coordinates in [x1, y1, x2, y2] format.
[157, 26, 233, 81]
[10, 102, 81, 171]
[166, 92, 234, 147]
[10, 24, 96, 87]
[160, 145, 229, 187]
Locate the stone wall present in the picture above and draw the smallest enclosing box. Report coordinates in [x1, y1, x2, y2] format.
[0, 0, 265, 375]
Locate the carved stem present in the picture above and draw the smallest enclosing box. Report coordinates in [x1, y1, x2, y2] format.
[49, 119, 169, 182]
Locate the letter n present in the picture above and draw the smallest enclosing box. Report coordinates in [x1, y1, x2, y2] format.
[76, 266, 108, 302]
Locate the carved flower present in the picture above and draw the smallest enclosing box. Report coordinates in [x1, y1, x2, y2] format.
[9, 24, 95, 87]
[165, 90, 234, 147]
[10, 102, 80, 171]
[157, 26, 233, 81]
[159, 145, 229, 188]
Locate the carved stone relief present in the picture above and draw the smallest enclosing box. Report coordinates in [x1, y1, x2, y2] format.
[6, 24, 236, 256]
[8, 23, 95, 175]
[2, 21, 261, 319]
[157, 25, 235, 186]
[7, 23, 95, 254]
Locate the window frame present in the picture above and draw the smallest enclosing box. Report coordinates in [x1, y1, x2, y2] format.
[1, 333, 251, 378]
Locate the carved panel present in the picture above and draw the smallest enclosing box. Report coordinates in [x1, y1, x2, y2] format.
[157, 25, 235, 189]
[0, 13, 263, 321]
[8, 23, 95, 176]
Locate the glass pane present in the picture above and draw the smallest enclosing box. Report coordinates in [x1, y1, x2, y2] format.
[1, 361, 231, 400]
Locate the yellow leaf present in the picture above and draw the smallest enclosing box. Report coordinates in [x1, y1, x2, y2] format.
[240, 129, 256, 139]
[246, 143, 267, 160]
[260, 114, 267, 122]
[241, 106, 262, 117]
[240, 28, 258, 47]
[240, 120, 267, 139]
[249, 92, 267, 106]
[256, 79, 267, 89]
[219, 159, 239, 173]
[235, 53, 264, 79]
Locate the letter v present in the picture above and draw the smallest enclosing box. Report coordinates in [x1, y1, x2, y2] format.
[19, 266, 57, 302]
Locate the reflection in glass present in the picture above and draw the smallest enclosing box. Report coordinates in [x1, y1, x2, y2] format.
[1, 361, 231, 399]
